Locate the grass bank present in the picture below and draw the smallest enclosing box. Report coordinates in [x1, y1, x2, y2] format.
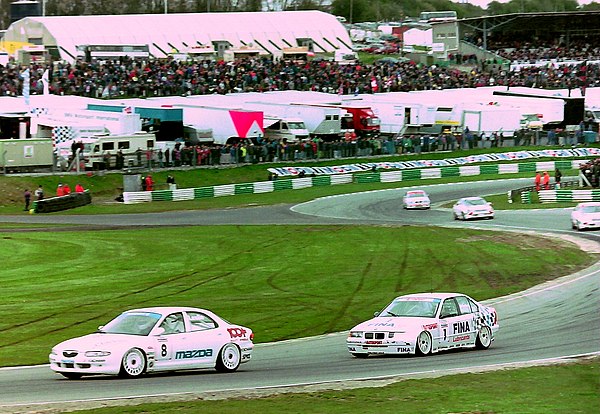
[69, 358, 600, 414]
[0, 145, 591, 215]
[1, 225, 593, 366]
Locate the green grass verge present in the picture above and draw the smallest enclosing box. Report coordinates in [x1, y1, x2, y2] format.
[0, 145, 592, 215]
[1, 225, 593, 367]
[69, 358, 600, 414]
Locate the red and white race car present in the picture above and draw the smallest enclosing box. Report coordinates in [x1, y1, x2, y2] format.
[50, 306, 253, 379]
[347, 293, 498, 357]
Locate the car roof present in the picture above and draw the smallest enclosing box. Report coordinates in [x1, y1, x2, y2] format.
[406, 190, 426, 194]
[460, 196, 484, 201]
[124, 306, 207, 315]
[395, 292, 465, 301]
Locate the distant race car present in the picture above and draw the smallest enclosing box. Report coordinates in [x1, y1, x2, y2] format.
[571, 202, 600, 231]
[402, 190, 431, 209]
[49, 307, 254, 379]
[347, 292, 499, 358]
[452, 196, 494, 220]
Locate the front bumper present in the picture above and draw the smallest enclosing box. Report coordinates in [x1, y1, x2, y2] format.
[347, 340, 415, 356]
[49, 353, 122, 376]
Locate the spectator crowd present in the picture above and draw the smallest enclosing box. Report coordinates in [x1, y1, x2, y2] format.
[0, 48, 597, 100]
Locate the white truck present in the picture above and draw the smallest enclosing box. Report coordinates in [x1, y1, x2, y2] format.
[264, 117, 310, 142]
[243, 101, 343, 140]
[461, 104, 522, 137]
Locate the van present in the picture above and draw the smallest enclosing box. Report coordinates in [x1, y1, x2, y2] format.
[83, 132, 156, 169]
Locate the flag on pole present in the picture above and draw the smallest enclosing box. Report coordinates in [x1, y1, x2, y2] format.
[21, 68, 30, 106]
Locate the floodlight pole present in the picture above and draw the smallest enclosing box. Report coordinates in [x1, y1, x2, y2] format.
[164, 0, 168, 14]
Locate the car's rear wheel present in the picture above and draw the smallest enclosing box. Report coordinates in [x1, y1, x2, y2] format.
[119, 348, 146, 378]
[415, 331, 432, 356]
[215, 343, 241, 372]
[60, 372, 82, 380]
[476, 326, 492, 349]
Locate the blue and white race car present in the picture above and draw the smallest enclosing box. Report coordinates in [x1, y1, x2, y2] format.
[50, 307, 254, 379]
[347, 293, 499, 357]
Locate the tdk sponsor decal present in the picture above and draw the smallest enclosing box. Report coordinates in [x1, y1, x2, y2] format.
[175, 349, 213, 359]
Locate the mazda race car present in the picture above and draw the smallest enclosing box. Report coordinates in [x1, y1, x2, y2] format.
[347, 293, 499, 357]
[571, 202, 600, 231]
[402, 190, 431, 209]
[452, 196, 494, 220]
[49, 307, 254, 379]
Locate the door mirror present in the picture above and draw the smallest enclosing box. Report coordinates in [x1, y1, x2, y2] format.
[154, 327, 165, 336]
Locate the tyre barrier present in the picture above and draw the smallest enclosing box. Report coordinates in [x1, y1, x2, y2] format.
[123, 160, 584, 205]
[538, 189, 600, 203]
[33, 190, 92, 213]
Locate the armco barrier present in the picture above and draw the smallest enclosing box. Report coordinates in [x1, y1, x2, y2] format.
[539, 190, 600, 203]
[123, 160, 585, 204]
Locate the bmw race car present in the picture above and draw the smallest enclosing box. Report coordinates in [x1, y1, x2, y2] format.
[452, 196, 494, 220]
[347, 293, 499, 357]
[571, 202, 600, 231]
[402, 190, 431, 209]
[49, 307, 254, 379]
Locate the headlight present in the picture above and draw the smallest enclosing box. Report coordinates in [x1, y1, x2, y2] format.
[348, 331, 363, 338]
[84, 351, 111, 357]
[389, 331, 406, 338]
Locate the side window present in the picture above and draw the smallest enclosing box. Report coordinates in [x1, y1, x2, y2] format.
[455, 296, 473, 315]
[440, 299, 459, 318]
[159, 312, 185, 334]
[467, 297, 480, 313]
[187, 311, 218, 332]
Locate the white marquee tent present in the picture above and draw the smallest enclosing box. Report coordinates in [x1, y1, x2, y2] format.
[3, 10, 353, 62]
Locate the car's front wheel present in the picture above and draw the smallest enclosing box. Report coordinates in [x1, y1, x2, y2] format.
[215, 343, 241, 372]
[119, 348, 146, 378]
[476, 326, 492, 350]
[415, 331, 432, 356]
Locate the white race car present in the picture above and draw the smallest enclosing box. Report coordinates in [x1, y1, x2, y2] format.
[49, 307, 254, 379]
[347, 293, 499, 358]
[452, 196, 494, 220]
[571, 202, 600, 231]
[402, 190, 431, 209]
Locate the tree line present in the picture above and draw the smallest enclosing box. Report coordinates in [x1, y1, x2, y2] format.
[0, 0, 598, 29]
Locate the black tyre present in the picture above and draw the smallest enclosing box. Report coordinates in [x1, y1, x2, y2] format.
[215, 343, 241, 372]
[119, 348, 146, 378]
[475, 326, 492, 350]
[351, 353, 369, 358]
[415, 331, 432, 356]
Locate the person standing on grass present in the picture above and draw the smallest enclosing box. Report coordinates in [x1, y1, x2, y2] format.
[542, 171, 550, 190]
[34, 185, 44, 201]
[555, 168, 562, 189]
[23, 189, 31, 211]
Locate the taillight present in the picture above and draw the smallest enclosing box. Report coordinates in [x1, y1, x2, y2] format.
[493, 311, 498, 325]
[250, 332, 254, 341]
